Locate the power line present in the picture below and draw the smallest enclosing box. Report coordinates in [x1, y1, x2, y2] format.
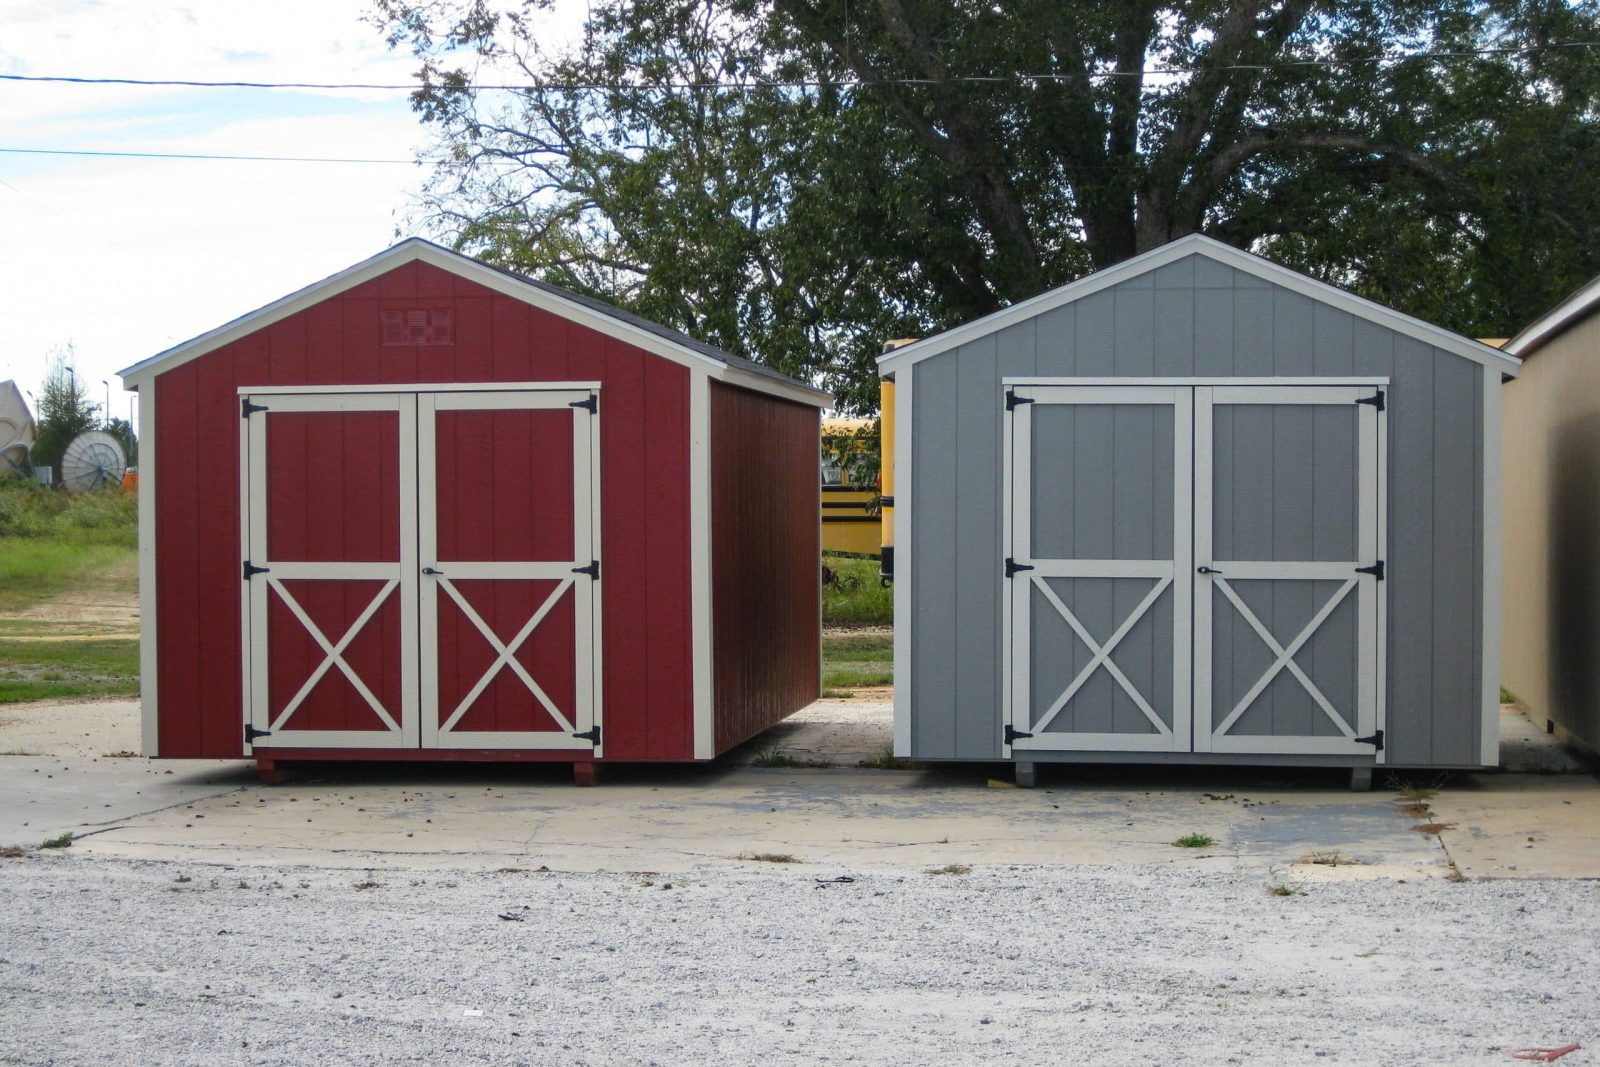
[0, 146, 427, 165]
[1, 41, 1597, 93]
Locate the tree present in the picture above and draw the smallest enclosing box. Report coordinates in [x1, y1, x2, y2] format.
[105, 418, 137, 467]
[30, 348, 97, 484]
[373, 0, 1600, 410]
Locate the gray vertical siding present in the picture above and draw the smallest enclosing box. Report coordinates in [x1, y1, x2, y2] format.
[907, 252, 1487, 766]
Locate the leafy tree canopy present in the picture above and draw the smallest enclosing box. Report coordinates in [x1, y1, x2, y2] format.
[374, 0, 1600, 411]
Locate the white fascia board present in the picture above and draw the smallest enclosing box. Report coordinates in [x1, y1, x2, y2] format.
[878, 234, 1523, 378]
[1504, 272, 1600, 358]
[119, 239, 831, 407]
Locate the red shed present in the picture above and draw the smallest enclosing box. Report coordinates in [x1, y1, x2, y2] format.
[119, 239, 828, 783]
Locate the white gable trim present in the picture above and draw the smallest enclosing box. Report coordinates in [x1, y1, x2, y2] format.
[878, 234, 1521, 377]
[118, 239, 831, 407]
[1505, 272, 1600, 358]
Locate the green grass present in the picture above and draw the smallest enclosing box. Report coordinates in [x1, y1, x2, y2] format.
[0, 479, 136, 541]
[925, 863, 972, 876]
[0, 637, 140, 704]
[752, 749, 803, 768]
[0, 478, 138, 613]
[858, 746, 913, 770]
[1172, 832, 1215, 849]
[1268, 883, 1302, 897]
[822, 556, 892, 627]
[0, 541, 137, 614]
[39, 832, 73, 850]
[822, 629, 893, 690]
[740, 852, 799, 863]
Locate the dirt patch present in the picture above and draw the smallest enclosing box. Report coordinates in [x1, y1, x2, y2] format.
[832, 685, 893, 702]
[4, 591, 138, 631]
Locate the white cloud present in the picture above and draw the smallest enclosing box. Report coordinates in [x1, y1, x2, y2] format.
[0, 0, 592, 436]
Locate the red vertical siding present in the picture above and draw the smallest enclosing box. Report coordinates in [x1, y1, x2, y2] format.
[710, 382, 822, 753]
[152, 260, 694, 759]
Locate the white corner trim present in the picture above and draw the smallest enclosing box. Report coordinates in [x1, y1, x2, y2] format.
[1504, 272, 1600, 358]
[878, 234, 1521, 377]
[1481, 362, 1504, 767]
[891, 367, 913, 758]
[118, 238, 831, 408]
[137, 381, 159, 757]
[690, 370, 715, 759]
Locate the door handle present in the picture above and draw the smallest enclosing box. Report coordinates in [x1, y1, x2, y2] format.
[1196, 566, 1221, 575]
[422, 567, 443, 576]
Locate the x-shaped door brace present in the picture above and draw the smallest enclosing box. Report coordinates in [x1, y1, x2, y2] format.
[1031, 576, 1173, 736]
[1211, 577, 1357, 739]
[269, 577, 400, 733]
[435, 575, 576, 735]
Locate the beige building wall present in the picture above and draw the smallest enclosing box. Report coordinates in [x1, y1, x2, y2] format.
[1503, 308, 1600, 752]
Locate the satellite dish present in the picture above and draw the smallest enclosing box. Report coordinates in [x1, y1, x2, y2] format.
[0, 381, 33, 477]
[60, 430, 126, 492]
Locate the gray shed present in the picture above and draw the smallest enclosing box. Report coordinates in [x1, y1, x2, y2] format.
[880, 235, 1520, 786]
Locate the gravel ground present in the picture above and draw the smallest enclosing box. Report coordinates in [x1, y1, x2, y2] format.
[2, 855, 1596, 1066]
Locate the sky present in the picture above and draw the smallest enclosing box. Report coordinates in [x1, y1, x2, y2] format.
[0, 0, 579, 438]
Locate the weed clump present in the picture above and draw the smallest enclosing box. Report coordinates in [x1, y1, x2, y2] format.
[1172, 832, 1215, 849]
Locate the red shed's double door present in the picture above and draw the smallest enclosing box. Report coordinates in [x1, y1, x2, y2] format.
[241, 388, 601, 755]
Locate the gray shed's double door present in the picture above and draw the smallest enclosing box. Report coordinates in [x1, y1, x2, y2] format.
[1005, 383, 1386, 759]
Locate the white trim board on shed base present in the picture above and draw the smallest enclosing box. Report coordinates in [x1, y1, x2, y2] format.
[878, 234, 1521, 379]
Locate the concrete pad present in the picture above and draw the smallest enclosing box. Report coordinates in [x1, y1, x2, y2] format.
[65, 760, 1451, 881]
[723, 699, 892, 767]
[0, 699, 251, 848]
[1430, 773, 1600, 879]
[1498, 704, 1594, 774]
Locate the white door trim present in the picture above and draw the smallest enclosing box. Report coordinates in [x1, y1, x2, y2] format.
[417, 388, 601, 752]
[243, 390, 420, 750]
[1193, 383, 1385, 757]
[1004, 384, 1193, 753]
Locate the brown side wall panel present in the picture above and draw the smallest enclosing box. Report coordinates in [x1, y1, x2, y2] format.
[710, 382, 821, 753]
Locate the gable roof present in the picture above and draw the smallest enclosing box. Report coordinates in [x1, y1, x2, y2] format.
[1504, 272, 1600, 359]
[118, 238, 831, 407]
[878, 233, 1520, 378]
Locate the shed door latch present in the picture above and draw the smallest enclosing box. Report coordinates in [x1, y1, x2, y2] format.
[1005, 390, 1034, 412]
[1355, 389, 1386, 412]
[243, 561, 270, 580]
[1356, 561, 1385, 581]
[1004, 558, 1035, 579]
[569, 394, 597, 413]
[245, 724, 272, 744]
[1354, 729, 1384, 751]
[1004, 725, 1033, 745]
[572, 725, 601, 745]
[241, 398, 268, 418]
[572, 560, 600, 580]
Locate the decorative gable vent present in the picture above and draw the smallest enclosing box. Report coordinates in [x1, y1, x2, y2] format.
[382, 308, 454, 347]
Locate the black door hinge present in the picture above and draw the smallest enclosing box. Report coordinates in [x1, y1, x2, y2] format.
[245, 724, 272, 744]
[1005, 725, 1034, 745]
[572, 560, 600, 580]
[878, 496, 894, 508]
[243, 561, 270, 580]
[1005, 557, 1035, 579]
[572, 725, 601, 745]
[1005, 390, 1034, 412]
[1354, 729, 1384, 751]
[1356, 561, 1385, 581]
[241, 398, 268, 418]
[1355, 389, 1386, 412]
[570, 394, 597, 413]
